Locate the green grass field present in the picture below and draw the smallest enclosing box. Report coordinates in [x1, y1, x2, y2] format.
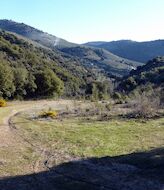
[12, 112, 164, 159]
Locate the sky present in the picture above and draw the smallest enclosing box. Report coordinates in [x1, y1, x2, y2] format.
[0, 0, 164, 43]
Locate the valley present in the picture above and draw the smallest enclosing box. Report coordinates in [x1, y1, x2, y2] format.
[0, 16, 163, 190]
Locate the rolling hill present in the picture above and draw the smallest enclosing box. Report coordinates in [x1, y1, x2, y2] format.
[0, 20, 143, 77]
[0, 19, 77, 49]
[60, 46, 143, 77]
[85, 40, 164, 63]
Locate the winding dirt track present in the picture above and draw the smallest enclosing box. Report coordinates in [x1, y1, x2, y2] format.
[0, 101, 48, 149]
[0, 100, 73, 174]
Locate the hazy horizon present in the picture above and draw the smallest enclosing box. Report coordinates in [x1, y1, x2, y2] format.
[1, 0, 164, 43]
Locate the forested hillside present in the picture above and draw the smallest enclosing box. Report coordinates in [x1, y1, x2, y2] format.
[60, 46, 142, 77]
[118, 56, 164, 94]
[0, 30, 110, 99]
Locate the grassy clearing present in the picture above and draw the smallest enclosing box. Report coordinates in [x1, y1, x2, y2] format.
[12, 113, 164, 160]
[0, 100, 163, 177]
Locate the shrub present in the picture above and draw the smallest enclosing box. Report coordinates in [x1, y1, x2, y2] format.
[105, 103, 112, 111]
[39, 109, 58, 119]
[115, 99, 125, 104]
[0, 99, 7, 107]
[113, 92, 122, 100]
[130, 93, 160, 118]
[87, 81, 110, 101]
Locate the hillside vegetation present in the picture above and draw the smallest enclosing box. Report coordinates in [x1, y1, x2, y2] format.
[60, 46, 142, 77]
[0, 30, 107, 99]
[118, 57, 164, 101]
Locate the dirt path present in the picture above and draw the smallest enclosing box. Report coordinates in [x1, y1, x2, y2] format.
[0, 100, 74, 176]
[0, 110, 22, 148]
[0, 100, 72, 146]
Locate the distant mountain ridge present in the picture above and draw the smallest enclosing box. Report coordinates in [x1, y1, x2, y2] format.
[0, 19, 143, 77]
[84, 40, 164, 62]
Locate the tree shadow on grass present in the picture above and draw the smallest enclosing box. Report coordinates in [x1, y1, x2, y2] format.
[0, 147, 163, 190]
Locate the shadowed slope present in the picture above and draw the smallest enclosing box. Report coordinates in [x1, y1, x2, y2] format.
[0, 148, 163, 190]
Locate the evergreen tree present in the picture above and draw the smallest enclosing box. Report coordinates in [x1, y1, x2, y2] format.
[0, 61, 15, 98]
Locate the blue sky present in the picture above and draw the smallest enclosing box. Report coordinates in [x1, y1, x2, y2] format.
[0, 0, 164, 43]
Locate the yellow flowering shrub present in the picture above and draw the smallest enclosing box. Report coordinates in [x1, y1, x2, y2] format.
[39, 110, 58, 118]
[0, 99, 7, 107]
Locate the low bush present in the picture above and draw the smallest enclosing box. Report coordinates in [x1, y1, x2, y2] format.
[130, 93, 160, 118]
[105, 103, 112, 111]
[0, 99, 7, 107]
[39, 109, 58, 119]
[113, 92, 122, 100]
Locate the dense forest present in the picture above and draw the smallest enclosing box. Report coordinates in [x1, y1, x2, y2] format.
[0, 30, 111, 99]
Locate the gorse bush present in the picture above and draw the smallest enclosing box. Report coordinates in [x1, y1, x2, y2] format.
[39, 109, 58, 119]
[0, 99, 7, 107]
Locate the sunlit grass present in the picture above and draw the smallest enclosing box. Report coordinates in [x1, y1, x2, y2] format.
[13, 114, 164, 158]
